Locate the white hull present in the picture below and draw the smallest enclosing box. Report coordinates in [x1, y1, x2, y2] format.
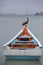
[4, 46, 42, 59]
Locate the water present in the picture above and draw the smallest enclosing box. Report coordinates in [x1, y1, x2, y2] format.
[0, 15, 43, 65]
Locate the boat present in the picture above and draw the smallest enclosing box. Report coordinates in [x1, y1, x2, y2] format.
[3, 17, 42, 59]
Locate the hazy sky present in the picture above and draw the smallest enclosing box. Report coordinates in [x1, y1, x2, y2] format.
[0, 0, 43, 14]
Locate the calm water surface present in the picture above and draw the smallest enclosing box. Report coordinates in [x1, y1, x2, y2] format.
[0, 15, 43, 65]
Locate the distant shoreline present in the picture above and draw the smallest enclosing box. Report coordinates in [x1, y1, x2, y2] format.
[0, 14, 33, 16]
[35, 12, 43, 15]
[0, 13, 43, 16]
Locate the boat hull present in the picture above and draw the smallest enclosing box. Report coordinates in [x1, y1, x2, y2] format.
[4, 46, 41, 59]
[5, 55, 41, 59]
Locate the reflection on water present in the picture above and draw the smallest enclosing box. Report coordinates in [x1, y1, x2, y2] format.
[4, 59, 41, 65]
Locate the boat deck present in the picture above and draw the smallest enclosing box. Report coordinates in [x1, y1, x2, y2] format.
[8, 43, 38, 49]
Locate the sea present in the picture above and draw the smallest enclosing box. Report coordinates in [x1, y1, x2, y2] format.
[0, 15, 43, 65]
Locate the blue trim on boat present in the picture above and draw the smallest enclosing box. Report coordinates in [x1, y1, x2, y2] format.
[11, 38, 38, 45]
[5, 55, 41, 59]
[18, 35, 30, 38]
